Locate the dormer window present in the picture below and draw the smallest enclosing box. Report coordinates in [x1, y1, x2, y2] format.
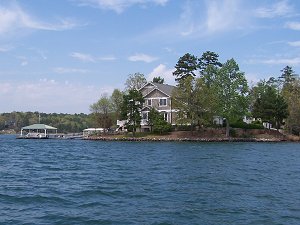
[159, 98, 167, 106]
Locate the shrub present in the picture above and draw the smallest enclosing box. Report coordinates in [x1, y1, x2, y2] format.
[175, 125, 192, 131]
[231, 121, 264, 129]
[153, 120, 172, 134]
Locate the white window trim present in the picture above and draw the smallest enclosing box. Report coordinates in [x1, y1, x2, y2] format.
[160, 111, 168, 121]
[147, 99, 152, 106]
[159, 98, 167, 106]
[164, 112, 168, 121]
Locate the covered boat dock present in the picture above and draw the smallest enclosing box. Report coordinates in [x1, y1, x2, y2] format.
[18, 124, 57, 139]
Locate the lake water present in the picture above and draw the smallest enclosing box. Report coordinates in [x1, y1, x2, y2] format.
[1, 135, 300, 225]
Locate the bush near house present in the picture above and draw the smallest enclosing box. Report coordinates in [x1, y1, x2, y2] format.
[230, 121, 264, 129]
[152, 120, 172, 134]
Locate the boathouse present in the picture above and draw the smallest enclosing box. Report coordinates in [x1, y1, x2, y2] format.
[19, 124, 57, 139]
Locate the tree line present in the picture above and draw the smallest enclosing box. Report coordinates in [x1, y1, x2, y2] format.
[172, 51, 298, 136]
[0, 112, 93, 133]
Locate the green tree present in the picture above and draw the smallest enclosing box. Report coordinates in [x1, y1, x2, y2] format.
[173, 53, 198, 81]
[274, 94, 289, 129]
[148, 108, 172, 134]
[279, 66, 297, 87]
[110, 89, 124, 120]
[90, 94, 113, 130]
[194, 77, 219, 125]
[172, 76, 197, 129]
[280, 77, 300, 134]
[120, 89, 144, 136]
[214, 59, 249, 137]
[198, 51, 222, 86]
[249, 79, 273, 112]
[251, 79, 288, 129]
[0, 115, 6, 130]
[147, 108, 157, 132]
[172, 51, 220, 130]
[199, 51, 222, 70]
[125, 72, 147, 91]
[152, 76, 164, 84]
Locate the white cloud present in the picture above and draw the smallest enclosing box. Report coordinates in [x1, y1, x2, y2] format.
[17, 56, 29, 66]
[147, 64, 175, 85]
[0, 45, 13, 52]
[21, 61, 28, 66]
[0, 3, 78, 36]
[205, 0, 245, 33]
[29, 48, 48, 60]
[288, 41, 300, 47]
[285, 21, 300, 30]
[128, 53, 158, 63]
[53, 67, 89, 74]
[143, 0, 249, 40]
[255, 0, 293, 18]
[261, 57, 300, 65]
[76, 0, 168, 13]
[70, 52, 96, 62]
[70, 52, 117, 62]
[98, 55, 117, 61]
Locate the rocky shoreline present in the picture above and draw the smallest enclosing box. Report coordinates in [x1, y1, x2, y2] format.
[84, 136, 287, 142]
[83, 129, 294, 142]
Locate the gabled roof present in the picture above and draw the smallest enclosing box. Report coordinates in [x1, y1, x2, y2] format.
[152, 82, 175, 96]
[141, 106, 151, 111]
[143, 88, 169, 98]
[21, 124, 57, 130]
[139, 82, 175, 97]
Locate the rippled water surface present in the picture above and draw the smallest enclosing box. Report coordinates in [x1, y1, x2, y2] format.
[1, 135, 300, 225]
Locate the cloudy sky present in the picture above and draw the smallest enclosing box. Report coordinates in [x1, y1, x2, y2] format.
[1, 0, 300, 113]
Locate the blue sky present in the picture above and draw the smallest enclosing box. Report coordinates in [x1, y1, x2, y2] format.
[1, 0, 300, 113]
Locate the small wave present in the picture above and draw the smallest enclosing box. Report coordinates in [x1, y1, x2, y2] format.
[38, 214, 115, 225]
[0, 193, 73, 205]
[151, 222, 174, 225]
[70, 188, 124, 198]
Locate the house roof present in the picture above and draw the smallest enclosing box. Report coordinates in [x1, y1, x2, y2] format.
[21, 124, 57, 130]
[140, 82, 175, 97]
[152, 82, 175, 96]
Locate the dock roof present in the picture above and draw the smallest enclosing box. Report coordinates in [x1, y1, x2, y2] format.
[21, 124, 57, 130]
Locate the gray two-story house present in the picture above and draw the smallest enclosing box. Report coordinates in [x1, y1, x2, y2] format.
[139, 82, 177, 132]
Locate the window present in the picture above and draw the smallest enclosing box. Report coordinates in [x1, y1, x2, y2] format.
[142, 112, 148, 120]
[147, 99, 152, 106]
[159, 98, 167, 106]
[161, 112, 168, 121]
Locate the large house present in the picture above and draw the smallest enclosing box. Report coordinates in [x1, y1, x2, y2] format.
[139, 82, 177, 131]
[117, 82, 177, 132]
